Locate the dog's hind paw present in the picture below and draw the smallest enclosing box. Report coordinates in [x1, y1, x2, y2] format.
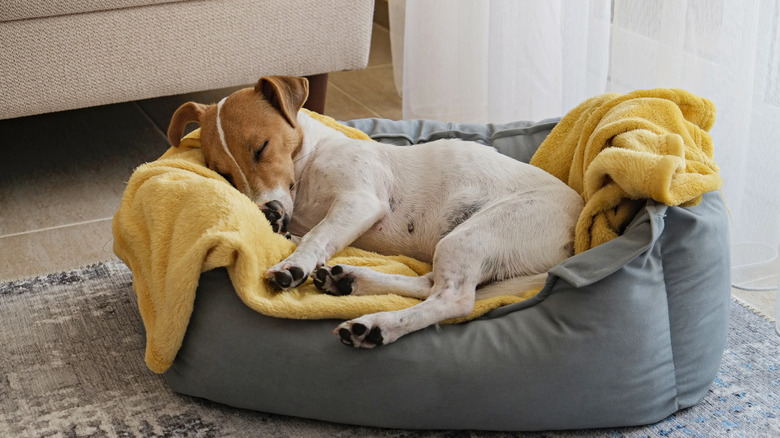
[335, 321, 384, 348]
[313, 265, 354, 296]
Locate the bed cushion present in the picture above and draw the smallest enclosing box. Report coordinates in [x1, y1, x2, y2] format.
[162, 117, 731, 431]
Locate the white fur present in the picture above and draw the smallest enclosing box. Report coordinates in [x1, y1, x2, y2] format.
[265, 112, 583, 348]
[215, 96, 251, 192]
[215, 97, 229, 153]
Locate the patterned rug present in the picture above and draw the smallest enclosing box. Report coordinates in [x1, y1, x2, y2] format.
[1, 259, 778, 437]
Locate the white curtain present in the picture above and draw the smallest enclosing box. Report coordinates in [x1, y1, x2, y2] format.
[389, 0, 612, 123]
[390, 0, 780, 287]
[607, 0, 780, 289]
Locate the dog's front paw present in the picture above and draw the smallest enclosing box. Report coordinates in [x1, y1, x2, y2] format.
[313, 265, 355, 296]
[265, 263, 308, 290]
[334, 320, 384, 348]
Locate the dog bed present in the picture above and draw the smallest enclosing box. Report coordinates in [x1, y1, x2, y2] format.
[116, 90, 731, 431]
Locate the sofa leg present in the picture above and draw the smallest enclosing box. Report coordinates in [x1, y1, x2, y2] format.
[303, 73, 328, 114]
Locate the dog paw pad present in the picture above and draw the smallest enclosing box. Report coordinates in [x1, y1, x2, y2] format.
[336, 322, 383, 348]
[289, 266, 304, 281]
[271, 271, 293, 289]
[338, 328, 354, 346]
[267, 265, 308, 290]
[336, 276, 355, 295]
[314, 267, 328, 285]
[365, 326, 384, 345]
[351, 323, 367, 336]
[313, 265, 355, 296]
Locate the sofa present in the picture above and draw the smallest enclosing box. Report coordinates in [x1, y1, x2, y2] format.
[0, 0, 375, 120]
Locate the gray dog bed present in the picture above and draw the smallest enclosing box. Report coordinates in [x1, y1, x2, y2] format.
[163, 118, 731, 431]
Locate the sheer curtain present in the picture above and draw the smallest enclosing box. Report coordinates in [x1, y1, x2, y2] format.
[389, 0, 612, 123]
[607, 0, 780, 289]
[390, 0, 780, 288]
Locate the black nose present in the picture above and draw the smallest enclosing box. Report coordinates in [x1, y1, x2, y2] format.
[261, 200, 290, 234]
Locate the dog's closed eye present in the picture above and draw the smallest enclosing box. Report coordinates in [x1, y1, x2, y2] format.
[254, 140, 269, 162]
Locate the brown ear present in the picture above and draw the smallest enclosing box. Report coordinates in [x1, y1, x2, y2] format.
[168, 102, 206, 146]
[255, 76, 309, 127]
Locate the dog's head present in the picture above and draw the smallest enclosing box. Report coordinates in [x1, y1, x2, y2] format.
[167, 76, 309, 235]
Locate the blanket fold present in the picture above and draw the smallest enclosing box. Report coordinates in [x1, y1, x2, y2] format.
[113, 113, 535, 374]
[530, 89, 720, 253]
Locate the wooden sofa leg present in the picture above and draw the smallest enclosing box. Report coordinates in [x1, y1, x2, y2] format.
[303, 73, 328, 114]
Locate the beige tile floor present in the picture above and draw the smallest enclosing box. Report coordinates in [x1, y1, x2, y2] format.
[1, 17, 775, 323]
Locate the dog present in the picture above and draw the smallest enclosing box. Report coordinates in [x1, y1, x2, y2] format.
[167, 76, 584, 348]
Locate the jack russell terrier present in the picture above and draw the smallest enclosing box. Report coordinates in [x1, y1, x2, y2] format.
[167, 76, 584, 348]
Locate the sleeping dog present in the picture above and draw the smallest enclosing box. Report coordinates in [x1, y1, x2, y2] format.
[167, 76, 584, 348]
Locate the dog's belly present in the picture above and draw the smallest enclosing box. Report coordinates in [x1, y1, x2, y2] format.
[351, 215, 441, 263]
[289, 199, 441, 263]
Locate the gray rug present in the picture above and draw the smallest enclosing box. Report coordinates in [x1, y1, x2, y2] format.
[1, 260, 778, 438]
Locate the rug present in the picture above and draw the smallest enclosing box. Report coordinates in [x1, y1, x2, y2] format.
[1, 259, 778, 438]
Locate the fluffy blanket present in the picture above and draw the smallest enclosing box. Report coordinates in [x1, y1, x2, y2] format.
[530, 89, 721, 253]
[112, 111, 537, 374]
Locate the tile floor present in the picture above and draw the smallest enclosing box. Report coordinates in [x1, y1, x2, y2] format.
[0, 21, 399, 282]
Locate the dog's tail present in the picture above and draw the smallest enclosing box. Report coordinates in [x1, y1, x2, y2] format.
[475, 273, 549, 300]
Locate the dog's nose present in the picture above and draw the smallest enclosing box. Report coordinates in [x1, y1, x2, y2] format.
[261, 200, 291, 236]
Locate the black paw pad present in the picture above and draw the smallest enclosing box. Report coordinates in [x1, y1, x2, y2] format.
[366, 327, 383, 345]
[338, 328, 354, 346]
[289, 266, 304, 281]
[271, 271, 292, 289]
[351, 323, 367, 336]
[336, 276, 354, 296]
[313, 268, 328, 288]
[313, 266, 354, 296]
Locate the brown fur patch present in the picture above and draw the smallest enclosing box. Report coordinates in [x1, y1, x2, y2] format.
[168, 76, 309, 204]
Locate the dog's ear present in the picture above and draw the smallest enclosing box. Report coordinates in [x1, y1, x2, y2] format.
[168, 102, 206, 147]
[256, 76, 309, 128]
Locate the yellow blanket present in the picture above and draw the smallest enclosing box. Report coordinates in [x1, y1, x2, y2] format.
[113, 111, 536, 374]
[530, 89, 721, 253]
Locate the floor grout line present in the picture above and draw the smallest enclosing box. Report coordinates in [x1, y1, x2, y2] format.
[328, 82, 382, 117]
[329, 82, 384, 119]
[0, 217, 114, 240]
[132, 101, 170, 142]
[364, 62, 394, 70]
[373, 19, 390, 34]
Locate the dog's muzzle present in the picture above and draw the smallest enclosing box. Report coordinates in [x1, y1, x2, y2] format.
[260, 200, 291, 239]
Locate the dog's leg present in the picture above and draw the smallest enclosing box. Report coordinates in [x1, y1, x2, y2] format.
[334, 224, 485, 348]
[334, 266, 479, 348]
[334, 192, 577, 348]
[314, 266, 434, 299]
[266, 193, 386, 289]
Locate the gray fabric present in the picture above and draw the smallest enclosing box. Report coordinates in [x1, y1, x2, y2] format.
[164, 119, 731, 431]
[344, 117, 560, 163]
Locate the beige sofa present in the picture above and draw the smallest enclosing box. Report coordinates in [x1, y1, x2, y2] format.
[0, 0, 374, 120]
